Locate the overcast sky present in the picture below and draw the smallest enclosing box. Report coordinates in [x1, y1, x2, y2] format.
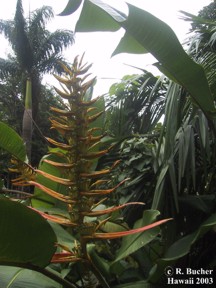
[0, 0, 213, 95]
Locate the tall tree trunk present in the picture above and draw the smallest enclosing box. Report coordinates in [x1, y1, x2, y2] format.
[22, 78, 32, 163]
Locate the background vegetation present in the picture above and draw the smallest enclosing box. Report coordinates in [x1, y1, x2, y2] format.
[0, 0, 216, 287]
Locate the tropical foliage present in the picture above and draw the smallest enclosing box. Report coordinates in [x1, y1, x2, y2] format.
[0, 80, 67, 167]
[0, 56, 170, 287]
[0, 0, 74, 163]
[58, 0, 216, 285]
[0, 0, 216, 287]
[105, 72, 166, 138]
[0, 0, 74, 119]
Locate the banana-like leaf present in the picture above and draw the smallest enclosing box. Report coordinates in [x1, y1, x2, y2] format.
[0, 199, 56, 267]
[65, 1, 216, 117]
[49, 222, 77, 251]
[117, 4, 216, 117]
[112, 32, 147, 55]
[0, 121, 26, 162]
[58, 0, 82, 16]
[0, 266, 62, 288]
[75, 0, 125, 32]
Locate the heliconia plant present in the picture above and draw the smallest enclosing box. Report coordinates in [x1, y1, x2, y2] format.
[5, 55, 171, 287]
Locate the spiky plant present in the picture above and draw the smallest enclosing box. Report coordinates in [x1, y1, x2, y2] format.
[10, 55, 170, 286]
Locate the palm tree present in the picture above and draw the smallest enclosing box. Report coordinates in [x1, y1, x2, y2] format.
[0, 0, 74, 161]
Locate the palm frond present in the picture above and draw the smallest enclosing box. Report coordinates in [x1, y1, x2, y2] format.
[28, 6, 54, 53]
[29, 6, 54, 29]
[0, 20, 14, 43]
[35, 30, 74, 65]
[0, 58, 20, 79]
[180, 10, 215, 29]
[36, 55, 70, 75]
[196, 51, 216, 97]
[13, 0, 33, 71]
[106, 72, 166, 137]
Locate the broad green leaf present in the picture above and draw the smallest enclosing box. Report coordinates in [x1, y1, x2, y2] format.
[114, 4, 216, 117]
[87, 244, 112, 279]
[0, 199, 56, 267]
[165, 213, 216, 260]
[58, 0, 82, 16]
[153, 62, 180, 83]
[112, 210, 161, 264]
[100, 220, 128, 233]
[0, 266, 62, 288]
[107, 28, 147, 55]
[49, 222, 76, 251]
[149, 212, 216, 283]
[75, 0, 124, 32]
[0, 121, 26, 162]
[68, 1, 215, 116]
[32, 154, 68, 209]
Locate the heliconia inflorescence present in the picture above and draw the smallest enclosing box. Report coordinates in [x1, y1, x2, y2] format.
[10, 55, 171, 264]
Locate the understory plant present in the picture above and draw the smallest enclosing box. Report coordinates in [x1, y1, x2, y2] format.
[0, 55, 170, 288]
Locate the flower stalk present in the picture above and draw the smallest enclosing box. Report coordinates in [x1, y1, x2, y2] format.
[10, 55, 171, 287]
